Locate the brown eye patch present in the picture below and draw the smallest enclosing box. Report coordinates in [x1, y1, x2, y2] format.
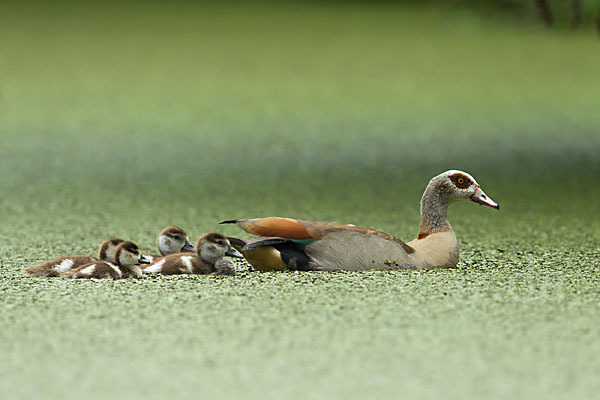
[162, 226, 187, 237]
[122, 242, 139, 253]
[203, 232, 228, 244]
[449, 173, 472, 189]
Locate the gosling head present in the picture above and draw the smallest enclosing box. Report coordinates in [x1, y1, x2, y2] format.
[433, 170, 499, 209]
[157, 226, 195, 256]
[115, 241, 151, 267]
[196, 232, 244, 265]
[98, 238, 125, 263]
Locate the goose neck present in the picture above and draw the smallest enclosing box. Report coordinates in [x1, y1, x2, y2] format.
[418, 183, 452, 239]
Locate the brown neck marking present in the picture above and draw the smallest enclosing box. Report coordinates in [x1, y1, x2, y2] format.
[417, 223, 453, 240]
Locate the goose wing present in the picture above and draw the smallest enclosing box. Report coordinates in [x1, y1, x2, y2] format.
[221, 217, 414, 254]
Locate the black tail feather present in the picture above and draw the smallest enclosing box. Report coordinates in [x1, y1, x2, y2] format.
[227, 237, 247, 247]
[220, 219, 238, 224]
[242, 237, 290, 251]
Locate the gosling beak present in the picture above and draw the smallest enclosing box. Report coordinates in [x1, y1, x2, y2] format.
[138, 255, 151, 264]
[181, 240, 195, 253]
[471, 186, 499, 210]
[225, 246, 244, 259]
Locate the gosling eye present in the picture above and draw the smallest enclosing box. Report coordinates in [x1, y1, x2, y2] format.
[173, 235, 181, 240]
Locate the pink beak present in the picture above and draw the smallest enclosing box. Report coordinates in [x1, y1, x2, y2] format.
[471, 186, 499, 210]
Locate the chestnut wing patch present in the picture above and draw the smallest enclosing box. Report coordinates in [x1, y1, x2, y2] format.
[236, 217, 313, 239]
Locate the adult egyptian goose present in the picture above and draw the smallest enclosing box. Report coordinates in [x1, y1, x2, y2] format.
[22, 238, 124, 277]
[143, 232, 243, 276]
[62, 241, 150, 279]
[143, 226, 195, 263]
[222, 170, 499, 271]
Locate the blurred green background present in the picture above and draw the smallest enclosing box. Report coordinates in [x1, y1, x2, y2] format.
[0, 1, 599, 399]
[1, 1, 598, 238]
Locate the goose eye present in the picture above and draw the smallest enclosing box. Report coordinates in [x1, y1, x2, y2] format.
[173, 235, 180, 240]
[449, 173, 472, 189]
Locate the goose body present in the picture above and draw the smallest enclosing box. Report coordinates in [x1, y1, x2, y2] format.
[143, 226, 195, 263]
[22, 238, 124, 277]
[223, 170, 498, 271]
[143, 232, 243, 276]
[62, 241, 150, 279]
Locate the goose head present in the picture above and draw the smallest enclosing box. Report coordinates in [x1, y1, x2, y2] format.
[417, 170, 498, 240]
[157, 226, 195, 255]
[431, 170, 499, 209]
[115, 241, 151, 267]
[196, 232, 244, 265]
[98, 238, 125, 263]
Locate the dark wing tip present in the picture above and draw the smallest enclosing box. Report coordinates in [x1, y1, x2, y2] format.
[241, 243, 260, 251]
[242, 237, 290, 251]
[227, 237, 247, 247]
[220, 220, 238, 225]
